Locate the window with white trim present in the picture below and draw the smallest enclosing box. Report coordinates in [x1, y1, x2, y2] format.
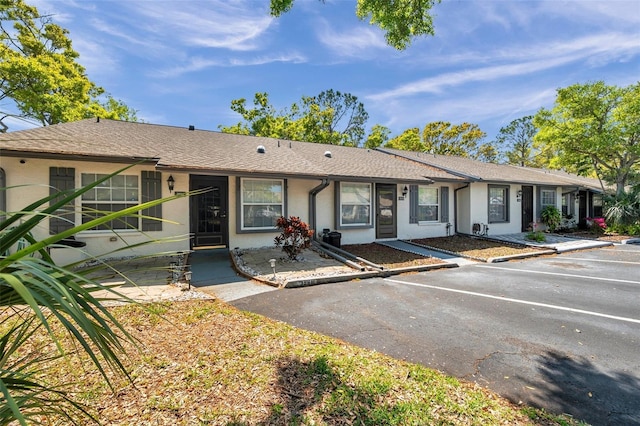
[488, 185, 509, 223]
[339, 182, 372, 226]
[417, 186, 439, 222]
[81, 173, 139, 230]
[541, 189, 556, 207]
[240, 178, 283, 230]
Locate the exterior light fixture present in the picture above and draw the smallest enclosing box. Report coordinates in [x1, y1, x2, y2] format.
[167, 175, 175, 193]
[402, 186, 409, 197]
[516, 189, 523, 202]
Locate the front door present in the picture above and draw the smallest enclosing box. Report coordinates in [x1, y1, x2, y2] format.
[521, 185, 533, 231]
[190, 176, 228, 248]
[376, 184, 397, 239]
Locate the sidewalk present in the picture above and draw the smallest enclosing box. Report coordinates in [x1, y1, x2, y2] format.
[487, 232, 613, 253]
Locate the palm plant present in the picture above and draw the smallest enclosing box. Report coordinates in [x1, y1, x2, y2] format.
[605, 187, 640, 228]
[0, 165, 186, 424]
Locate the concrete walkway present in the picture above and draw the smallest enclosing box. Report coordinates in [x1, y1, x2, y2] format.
[188, 248, 277, 302]
[487, 232, 613, 253]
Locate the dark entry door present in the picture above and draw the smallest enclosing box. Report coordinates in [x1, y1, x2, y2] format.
[376, 184, 397, 239]
[190, 176, 228, 248]
[521, 185, 533, 232]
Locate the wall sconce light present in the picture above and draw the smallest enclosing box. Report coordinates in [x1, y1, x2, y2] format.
[269, 258, 277, 280]
[167, 175, 175, 193]
[402, 185, 408, 197]
[516, 190, 523, 202]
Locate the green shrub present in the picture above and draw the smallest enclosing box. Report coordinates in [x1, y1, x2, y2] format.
[526, 231, 546, 242]
[540, 205, 562, 232]
[605, 188, 640, 227]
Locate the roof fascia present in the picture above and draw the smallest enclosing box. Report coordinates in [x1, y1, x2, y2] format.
[0, 149, 159, 165]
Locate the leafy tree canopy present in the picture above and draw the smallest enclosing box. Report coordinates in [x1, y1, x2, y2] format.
[534, 81, 640, 195]
[0, 0, 137, 131]
[386, 121, 492, 160]
[219, 90, 369, 147]
[270, 0, 441, 50]
[363, 123, 391, 149]
[494, 115, 540, 167]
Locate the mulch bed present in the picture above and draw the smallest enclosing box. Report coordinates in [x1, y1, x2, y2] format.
[341, 243, 445, 268]
[409, 235, 545, 261]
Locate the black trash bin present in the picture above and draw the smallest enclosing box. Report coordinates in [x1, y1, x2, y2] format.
[323, 231, 341, 248]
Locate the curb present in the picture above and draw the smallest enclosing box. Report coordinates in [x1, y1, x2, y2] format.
[620, 238, 640, 245]
[284, 271, 380, 288]
[487, 249, 556, 263]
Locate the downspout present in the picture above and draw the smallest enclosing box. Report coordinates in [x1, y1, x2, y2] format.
[309, 178, 330, 238]
[453, 183, 470, 234]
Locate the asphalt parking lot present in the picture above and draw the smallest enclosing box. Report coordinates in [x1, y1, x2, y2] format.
[231, 244, 640, 425]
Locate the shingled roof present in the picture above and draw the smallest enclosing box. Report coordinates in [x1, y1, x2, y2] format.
[378, 148, 604, 191]
[0, 119, 463, 184]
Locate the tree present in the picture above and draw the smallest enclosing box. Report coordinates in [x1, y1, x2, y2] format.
[422, 121, 487, 157]
[476, 143, 501, 164]
[0, 0, 137, 131]
[385, 127, 423, 151]
[384, 122, 491, 159]
[534, 81, 640, 195]
[270, 0, 441, 50]
[495, 116, 539, 166]
[364, 124, 391, 149]
[219, 90, 369, 146]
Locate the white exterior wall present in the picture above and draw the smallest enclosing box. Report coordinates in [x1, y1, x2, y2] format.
[228, 177, 317, 249]
[0, 157, 190, 265]
[396, 183, 455, 240]
[462, 182, 522, 235]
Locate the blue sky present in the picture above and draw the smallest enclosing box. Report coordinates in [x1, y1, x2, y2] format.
[13, 0, 640, 142]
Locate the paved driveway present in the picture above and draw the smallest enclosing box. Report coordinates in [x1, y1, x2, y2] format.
[231, 244, 640, 425]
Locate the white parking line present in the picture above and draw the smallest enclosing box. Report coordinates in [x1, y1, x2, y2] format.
[559, 257, 640, 265]
[475, 264, 640, 285]
[385, 278, 640, 324]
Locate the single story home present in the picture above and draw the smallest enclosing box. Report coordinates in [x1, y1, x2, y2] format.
[379, 148, 606, 235]
[0, 119, 605, 264]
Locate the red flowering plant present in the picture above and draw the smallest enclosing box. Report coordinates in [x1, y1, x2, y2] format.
[274, 216, 314, 260]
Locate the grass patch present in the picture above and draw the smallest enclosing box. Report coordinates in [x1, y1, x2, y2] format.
[23, 300, 584, 425]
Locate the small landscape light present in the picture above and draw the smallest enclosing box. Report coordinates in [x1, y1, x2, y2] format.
[269, 258, 276, 279]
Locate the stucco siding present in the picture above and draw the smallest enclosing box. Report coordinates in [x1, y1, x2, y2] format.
[0, 157, 191, 264]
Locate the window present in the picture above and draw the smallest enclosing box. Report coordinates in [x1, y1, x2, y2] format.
[240, 178, 284, 230]
[488, 185, 509, 223]
[339, 182, 372, 227]
[81, 173, 139, 230]
[593, 193, 603, 217]
[417, 187, 439, 222]
[541, 189, 556, 207]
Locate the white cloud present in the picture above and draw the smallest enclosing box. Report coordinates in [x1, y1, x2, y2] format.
[315, 18, 389, 58]
[126, 1, 275, 52]
[368, 32, 640, 101]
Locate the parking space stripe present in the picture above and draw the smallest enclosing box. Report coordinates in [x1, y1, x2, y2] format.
[385, 278, 640, 324]
[559, 257, 640, 265]
[474, 264, 640, 285]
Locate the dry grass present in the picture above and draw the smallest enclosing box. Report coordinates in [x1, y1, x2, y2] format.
[26, 300, 581, 425]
